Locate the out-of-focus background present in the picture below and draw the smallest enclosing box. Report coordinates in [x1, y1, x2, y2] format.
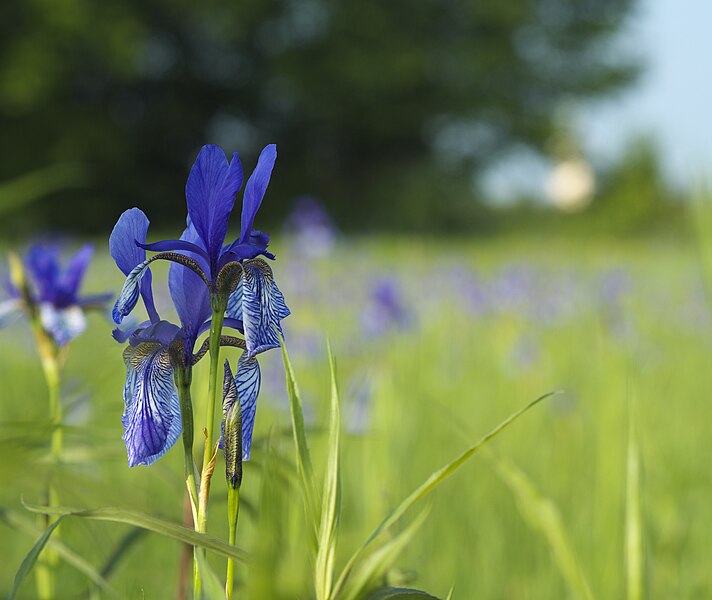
[2, 0, 712, 598]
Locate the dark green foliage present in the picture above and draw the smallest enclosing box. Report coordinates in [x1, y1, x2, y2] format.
[0, 0, 637, 233]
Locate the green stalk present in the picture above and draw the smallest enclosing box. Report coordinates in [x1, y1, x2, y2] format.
[195, 295, 227, 598]
[225, 487, 240, 599]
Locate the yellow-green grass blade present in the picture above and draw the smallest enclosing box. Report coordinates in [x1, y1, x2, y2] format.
[490, 452, 594, 600]
[22, 503, 249, 563]
[281, 338, 319, 536]
[340, 507, 430, 600]
[315, 341, 341, 600]
[333, 391, 554, 597]
[0, 508, 121, 599]
[7, 515, 65, 600]
[196, 550, 227, 599]
[625, 401, 643, 600]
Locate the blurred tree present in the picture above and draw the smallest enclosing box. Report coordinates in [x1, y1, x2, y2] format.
[0, 0, 638, 233]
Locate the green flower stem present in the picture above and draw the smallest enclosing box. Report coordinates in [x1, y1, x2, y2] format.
[174, 366, 199, 522]
[32, 321, 62, 600]
[195, 295, 227, 598]
[225, 486, 240, 599]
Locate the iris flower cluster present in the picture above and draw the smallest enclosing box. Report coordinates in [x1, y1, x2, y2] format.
[109, 143, 290, 473]
[1, 243, 110, 347]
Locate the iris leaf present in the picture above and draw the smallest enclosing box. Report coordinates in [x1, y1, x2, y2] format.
[332, 391, 555, 598]
[7, 515, 65, 600]
[315, 341, 341, 600]
[22, 502, 249, 563]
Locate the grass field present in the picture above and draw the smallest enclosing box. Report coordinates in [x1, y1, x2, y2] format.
[1, 233, 709, 599]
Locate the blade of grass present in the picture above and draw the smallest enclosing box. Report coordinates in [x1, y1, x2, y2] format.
[625, 400, 643, 600]
[281, 338, 319, 538]
[196, 551, 227, 599]
[340, 507, 431, 600]
[333, 391, 554, 597]
[363, 588, 440, 599]
[0, 508, 121, 599]
[7, 516, 64, 600]
[490, 451, 594, 600]
[22, 503, 249, 563]
[316, 341, 341, 600]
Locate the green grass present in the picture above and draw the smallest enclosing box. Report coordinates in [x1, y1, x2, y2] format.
[1, 234, 710, 598]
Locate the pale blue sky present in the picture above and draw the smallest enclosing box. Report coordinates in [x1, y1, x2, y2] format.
[485, 0, 711, 199]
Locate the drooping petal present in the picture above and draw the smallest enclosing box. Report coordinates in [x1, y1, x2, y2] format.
[112, 258, 153, 324]
[241, 259, 290, 357]
[59, 244, 93, 303]
[225, 276, 243, 321]
[39, 303, 87, 346]
[122, 343, 182, 467]
[234, 352, 261, 461]
[0, 298, 22, 328]
[185, 145, 244, 264]
[109, 208, 159, 323]
[26, 244, 61, 302]
[168, 225, 211, 348]
[239, 144, 276, 244]
[128, 320, 182, 347]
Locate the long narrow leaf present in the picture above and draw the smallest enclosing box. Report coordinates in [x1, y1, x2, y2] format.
[625, 402, 643, 600]
[196, 551, 227, 599]
[7, 515, 64, 600]
[490, 452, 594, 600]
[363, 588, 440, 600]
[0, 508, 120, 599]
[22, 503, 249, 563]
[316, 341, 342, 600]
[281, 338, 319, 536]
[333, 392, 554, 597]
[340, 507, 430, 600]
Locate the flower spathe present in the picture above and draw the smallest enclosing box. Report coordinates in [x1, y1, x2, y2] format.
[110, 143, 290, 467]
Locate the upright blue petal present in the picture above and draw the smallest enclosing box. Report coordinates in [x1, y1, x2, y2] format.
[59, 244, 93, 304]
[39, 303, 87, 346]
[239, 144, 276, 244]
[168, 225, 211, 348]
[185, 145, 244, 266]
[240, 259, 290, 357]
[234, 352, 261, 461]
[122, 343, 182, 467]
[26, 244, 61, 302]
[110, 209, 159, 323]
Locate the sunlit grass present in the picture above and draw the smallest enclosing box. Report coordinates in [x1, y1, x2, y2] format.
[1, 234, 709, 598]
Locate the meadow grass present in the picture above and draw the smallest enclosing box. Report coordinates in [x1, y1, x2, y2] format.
[1, 234, 709, 598]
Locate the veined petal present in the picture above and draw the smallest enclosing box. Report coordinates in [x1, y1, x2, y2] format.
[225, 277, 243, 321]
[112, 258, 152, 324]
[235, 352, 261, 461]
[122, 343, 181, 467]
[109, 208, 159, 323]
[241, 259, 290, 357]
[185, 145, 244, 262]
[239, 144, 276, 243]
[39, 303, 87, 346]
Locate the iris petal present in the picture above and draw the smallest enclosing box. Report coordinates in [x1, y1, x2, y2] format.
[59, 244, 93, 302]
[239, 144, 276, 244]
[112, 258, 152, 324]
[26, 244, 61, 302]
[122, 343, 182, 467]
[185, 145, 244, 262]
[39, 303, 87, 346]
[234, 352, 261, 461]
[240, 259, 290, 357]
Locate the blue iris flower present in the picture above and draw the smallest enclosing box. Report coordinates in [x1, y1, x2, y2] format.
[1, 243, 110, 346]
[110, 144, 290, 467]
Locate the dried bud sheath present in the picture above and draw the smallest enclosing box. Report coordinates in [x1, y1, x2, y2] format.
[222, 361, 242, 489]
